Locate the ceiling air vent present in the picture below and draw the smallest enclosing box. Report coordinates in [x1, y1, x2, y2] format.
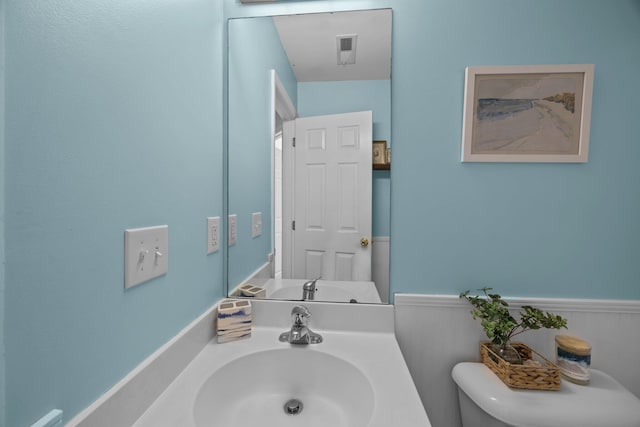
[336, 34, 357, 65]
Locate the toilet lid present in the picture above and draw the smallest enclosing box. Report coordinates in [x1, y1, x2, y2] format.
[452, 362, 640, 427]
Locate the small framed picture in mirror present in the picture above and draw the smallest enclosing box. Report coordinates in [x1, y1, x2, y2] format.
[373, 140, 388, 165]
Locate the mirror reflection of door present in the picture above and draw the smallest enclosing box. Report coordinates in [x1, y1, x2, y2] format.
[283, 111, 372, 281]
[228, 9, 391, 303]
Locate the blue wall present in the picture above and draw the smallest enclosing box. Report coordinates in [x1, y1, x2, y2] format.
[228, 0, 640, 301]
[298, 80, 391, 237]
[297, 80, 391, 143]
[390, 0, 640, 300]
[227, 16, 297, 288]
[3, 1, 224, 425]
[0, 1, 6, 423]
[3, 0, 640, 425]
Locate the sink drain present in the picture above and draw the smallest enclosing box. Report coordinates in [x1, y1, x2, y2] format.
[284, 398, 304, 415]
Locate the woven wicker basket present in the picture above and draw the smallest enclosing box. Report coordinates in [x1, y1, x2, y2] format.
[480, 341, 561, 391]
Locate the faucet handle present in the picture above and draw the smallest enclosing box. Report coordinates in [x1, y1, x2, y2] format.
[303, 277, 321, 290]
[291, 305, 311, 325]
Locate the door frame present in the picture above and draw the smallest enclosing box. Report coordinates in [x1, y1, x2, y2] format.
[270, 70, 296, 278]
[282, 119, 296, 278]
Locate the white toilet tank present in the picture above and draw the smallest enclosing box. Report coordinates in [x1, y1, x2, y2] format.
[456, 385, 509, 427]
[452, 362, 640, 427]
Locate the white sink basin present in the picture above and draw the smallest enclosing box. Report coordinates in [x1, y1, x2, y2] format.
[132, 300, 430, 427]
[194, 348, 374, 427]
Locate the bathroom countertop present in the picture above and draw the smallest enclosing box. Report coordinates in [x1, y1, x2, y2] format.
[133, 323, 430, 427]
[263, 278, 382, 303]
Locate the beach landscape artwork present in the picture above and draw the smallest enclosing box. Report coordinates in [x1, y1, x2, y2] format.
[461, 65, 594, 162]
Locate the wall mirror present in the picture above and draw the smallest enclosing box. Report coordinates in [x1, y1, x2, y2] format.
[226, 8, 392, 304]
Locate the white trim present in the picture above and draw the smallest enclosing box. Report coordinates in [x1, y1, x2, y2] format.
[394, 293, 640, 314]
[65, 302, 219, 427]
[371, 237, 390, 303]
[270, 70, 297, 280]
[281, 119, 296, 278]
[272, 70, 296, 122]
[31, 409, 63, 427]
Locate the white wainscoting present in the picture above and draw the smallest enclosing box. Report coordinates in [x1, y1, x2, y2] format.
[372, 237, 390, 304]
[394, 294, 640, 427]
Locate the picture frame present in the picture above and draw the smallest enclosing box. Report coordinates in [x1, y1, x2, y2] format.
[373, 140, 388, 165]
[461, 64, 594, 163]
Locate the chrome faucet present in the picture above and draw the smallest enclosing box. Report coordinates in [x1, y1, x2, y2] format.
[302, 277, 320, 300]
[279, 305, 323, 344]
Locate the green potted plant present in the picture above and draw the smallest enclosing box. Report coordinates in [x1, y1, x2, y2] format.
[460, 287, 568, 364]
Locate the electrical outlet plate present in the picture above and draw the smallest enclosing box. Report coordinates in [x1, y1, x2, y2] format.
[228, 214, 237, 246]
[124, 225, 168, 289]
[207, 216, 220, 254]
[252, 212, 262, 238]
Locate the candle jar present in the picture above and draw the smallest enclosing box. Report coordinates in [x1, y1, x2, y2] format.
[555, 335, 591, 385]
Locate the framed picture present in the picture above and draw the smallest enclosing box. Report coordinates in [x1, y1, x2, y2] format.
[461, 64, 594, 163]
[373, 140, 388, 165]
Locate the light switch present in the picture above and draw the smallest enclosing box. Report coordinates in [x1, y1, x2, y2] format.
[252, 212, 262, 238]
[207, 216, 220, 254]
[228, 214, 237, 246]
[124, 225, 168, 289]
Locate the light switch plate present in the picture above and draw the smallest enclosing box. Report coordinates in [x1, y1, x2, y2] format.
[252, 212, 262, 238]
[207, 216, 220, 254]
[228, 214, 237, 246]
[124, 225, 168, 289]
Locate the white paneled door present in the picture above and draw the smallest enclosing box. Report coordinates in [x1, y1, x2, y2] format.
[291, 111, 372, 281]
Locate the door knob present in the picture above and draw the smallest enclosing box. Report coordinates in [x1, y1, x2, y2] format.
[360, 237, 369, 247]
